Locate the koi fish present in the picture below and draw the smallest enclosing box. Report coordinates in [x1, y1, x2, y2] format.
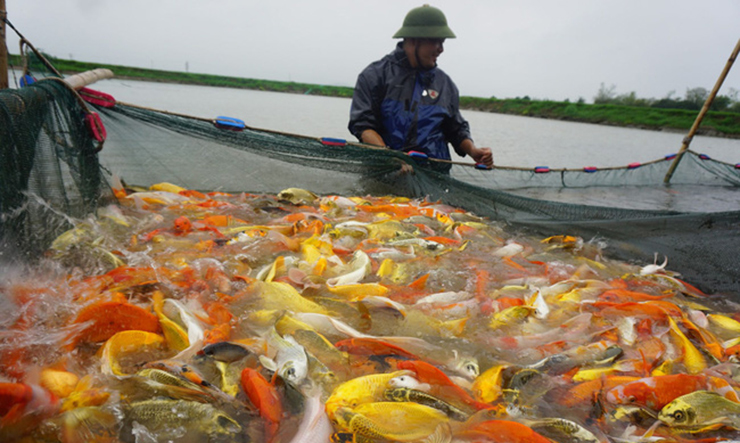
[124, 399, 241, 440]
[605, 373, 739, 410]
[326, 250, 371, 286]
[259, 329, 309, 388]
[333, 402, 449, 442]
[397, 360, 490, 412]
[324, 370, 413, 419]
[0, 382, 58, 441]
[277, 188, 319, 205]
[658, 390, 740, 428]
[100, 330, 166, 376]
[59, 406, 119, 443]
[241, 368, 283, 442]
[455, 418, 553, 443]
[67, 299, 160, 349]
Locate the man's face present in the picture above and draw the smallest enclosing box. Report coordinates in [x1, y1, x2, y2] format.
[414, 38, 445, 69]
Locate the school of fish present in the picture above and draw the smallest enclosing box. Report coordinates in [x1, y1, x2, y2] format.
[2, 181, 740, 442]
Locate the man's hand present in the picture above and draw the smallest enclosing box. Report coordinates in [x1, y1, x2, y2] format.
[471, 147, 493, 168]
[459, 139, 494, 168]
[360, 129, 386, 147]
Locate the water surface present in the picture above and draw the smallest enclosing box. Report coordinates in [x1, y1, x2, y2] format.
[94, 78, 740, 169]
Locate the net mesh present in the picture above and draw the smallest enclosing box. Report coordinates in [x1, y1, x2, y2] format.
[0, 79, 108, 260]
[2, 74, 740, 296]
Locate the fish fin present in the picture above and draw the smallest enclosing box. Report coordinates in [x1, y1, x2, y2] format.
[259, 356, 278, 373]
[327, 316, 368, 338]
[420, 422, 452, 443]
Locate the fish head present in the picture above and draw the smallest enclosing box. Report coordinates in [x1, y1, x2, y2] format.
[209, 412, 242, 435]
[388, 375, 421, 389]
[279, 360, 308, 386]
[605, 379, 656, 408]
[658, 398, 696, 427]
[507, 368, 541, 391]
[277, 188, 318, 205]
[331, 407, 356, 431]
[451, 356, 480, 379]
[606, 405, 658, 427]
[325, 381, 376, 420]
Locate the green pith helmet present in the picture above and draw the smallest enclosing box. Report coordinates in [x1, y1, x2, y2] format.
[392, 4, 456, 39]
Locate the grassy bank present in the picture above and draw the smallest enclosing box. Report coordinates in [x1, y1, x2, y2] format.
[11, 54, 740, 138]
[10, 54, 355, 98]
[460, 97, 740, 138]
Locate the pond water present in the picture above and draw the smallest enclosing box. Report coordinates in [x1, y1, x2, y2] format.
[93, 78, 740, 169]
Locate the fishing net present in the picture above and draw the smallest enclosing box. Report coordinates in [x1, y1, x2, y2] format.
[0, 79, 108, 261]
[97, 101, 740, 296]
[2, 66, 740, 296]
[6, 35, 740, 443]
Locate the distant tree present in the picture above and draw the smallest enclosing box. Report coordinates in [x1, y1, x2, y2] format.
[685, 87, 709, 107]
[577, 97, 585, 104]
[711, 95, 732, 111]
[652, 98, 689, 110]
[727, 88, 740, 113]
[726, 87, 739, 102]
[613, 91, 652, 107]
[594, 82, 617, 104]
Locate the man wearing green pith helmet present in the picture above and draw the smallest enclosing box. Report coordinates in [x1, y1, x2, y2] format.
[349, 4, 493, 171]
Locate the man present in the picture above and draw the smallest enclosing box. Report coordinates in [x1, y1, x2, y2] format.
[348, 4, 493, 172]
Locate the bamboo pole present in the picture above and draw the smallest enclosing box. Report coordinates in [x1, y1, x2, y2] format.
[664, 38, 740, 184]
[64, 68, 114, 90]
[0, 0, 8, 89]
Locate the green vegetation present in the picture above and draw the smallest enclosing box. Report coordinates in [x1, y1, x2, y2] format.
[9, 54, 355, 98]
[9, 54, 740, 138]
[593, 82, 740, 113]
[459, 97, 740, 137]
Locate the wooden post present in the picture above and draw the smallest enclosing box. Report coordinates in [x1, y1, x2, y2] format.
[0, 0, 8, 89]
[664, 38, 740, 184]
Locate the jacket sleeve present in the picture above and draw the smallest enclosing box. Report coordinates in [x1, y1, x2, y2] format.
[441, 82, 472, 157]
[348, 67, 382, 142]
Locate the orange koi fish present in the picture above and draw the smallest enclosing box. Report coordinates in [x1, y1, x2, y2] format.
[422, 236, 461, 246]
[598, 289, 675, 303]
[173, 216, 193, 234]
[0, 382, 58, 441]
[455, 419, 552, 443]
[201, 302, 234, 346]
[592, 300, 682, 321]
[335, 338, 420, 360]
[68, 300, 160, 348]
[241, 368, 283, 442]
[397, 360, 491, 412]
[605, 373, 738, 410]
[555, 375, 640, 408]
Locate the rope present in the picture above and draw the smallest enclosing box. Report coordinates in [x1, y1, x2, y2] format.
[3, 17, 62, 78]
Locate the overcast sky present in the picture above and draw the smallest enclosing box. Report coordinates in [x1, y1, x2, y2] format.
[6, 1, 740, 102]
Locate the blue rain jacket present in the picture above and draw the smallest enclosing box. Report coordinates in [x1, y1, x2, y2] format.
[348, 42, 472, 162]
